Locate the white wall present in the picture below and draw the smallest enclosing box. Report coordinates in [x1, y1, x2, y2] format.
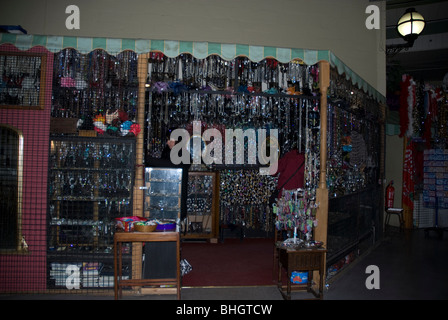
[0, 0, 386, 96]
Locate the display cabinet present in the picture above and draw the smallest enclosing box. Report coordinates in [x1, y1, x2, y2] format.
[144, 167, 183, 221]
[184, 171, 219, 241]
[47, 136, 135, 288]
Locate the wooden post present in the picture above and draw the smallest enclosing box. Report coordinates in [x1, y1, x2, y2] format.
[131, 53, 149, 287]
[315, 60, 329, 246]
[313, 60, 330, 291]
[133, 53, 149, 217]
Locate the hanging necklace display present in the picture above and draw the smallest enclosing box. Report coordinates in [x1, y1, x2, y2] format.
[219, 169, 277, 231]
[144, 53, 320, 156]
[325, 68, 382, 198]
[52, 49, 139, 125]
[301, 98, 320, 198]
[144, 52, 322, 233]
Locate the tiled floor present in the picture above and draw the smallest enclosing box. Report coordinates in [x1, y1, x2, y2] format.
[184, 228, 448, 300]
[324, 228, 448, 300]
[1, 228, 447, 300]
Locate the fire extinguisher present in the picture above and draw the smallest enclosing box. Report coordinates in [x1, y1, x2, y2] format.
[385, 180, 395, 209]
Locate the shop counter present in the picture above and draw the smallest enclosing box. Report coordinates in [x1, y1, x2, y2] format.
[113, 231, 180, 300]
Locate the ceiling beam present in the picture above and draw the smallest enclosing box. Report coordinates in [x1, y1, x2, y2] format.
[385, 0, 448, 10]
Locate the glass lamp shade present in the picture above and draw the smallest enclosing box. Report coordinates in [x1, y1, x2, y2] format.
[397, 8, 425, 42]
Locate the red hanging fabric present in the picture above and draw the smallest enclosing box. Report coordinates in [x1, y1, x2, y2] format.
[423, 89, 438, 148]
[399, 76, 410, 137]
[399, 75, 416, 138]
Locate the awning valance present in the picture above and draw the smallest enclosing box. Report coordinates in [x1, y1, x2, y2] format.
[0, 33, 385, 102]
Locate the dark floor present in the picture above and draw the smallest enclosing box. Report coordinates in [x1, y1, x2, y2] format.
[1, 228, 447, 300]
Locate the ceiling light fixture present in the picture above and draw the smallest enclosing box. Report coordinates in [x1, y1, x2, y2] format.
[386, 8, 425, 57]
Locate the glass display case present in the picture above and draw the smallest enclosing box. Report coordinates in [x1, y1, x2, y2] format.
[47, 136, 135, 288]
[184, 171, 219, 241]
[144, 167, 183, 221]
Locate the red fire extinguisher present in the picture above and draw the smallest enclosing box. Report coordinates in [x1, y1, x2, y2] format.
[385, 180, 395, 209]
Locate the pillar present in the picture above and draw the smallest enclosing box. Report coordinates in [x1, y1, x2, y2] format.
[313, 60, 330, 291]
[131, 53, 149, 286]
[315, 60, 330, 246]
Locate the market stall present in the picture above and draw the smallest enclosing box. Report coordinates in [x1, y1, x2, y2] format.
[386, 73, 448, 237]
[0, 33, 385, 293]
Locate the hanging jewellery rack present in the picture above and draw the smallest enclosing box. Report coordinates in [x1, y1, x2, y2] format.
[145, 91, 320, 161]
[325, 67, 382, 198]
[52, 49, 139, 120]
[144, 52, 321, 161]
[146, 53, 316, 91]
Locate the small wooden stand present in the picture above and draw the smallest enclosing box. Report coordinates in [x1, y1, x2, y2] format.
[114, 231, 181, 300]
[276, 243, 326, 300]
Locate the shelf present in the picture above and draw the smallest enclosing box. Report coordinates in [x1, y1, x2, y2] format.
[50, 167, 133, 172]
[50, 196, 131, 202]
[144, 167, 183, 221]
[146, 87, 319, 100]
[47, 251, 131, 261]
[183, 171, 219, 240]
[48, 136, 136, 285]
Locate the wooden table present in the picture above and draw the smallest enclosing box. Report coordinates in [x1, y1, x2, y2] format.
[276, 243, 326, 300]
[114, 231, 180, 300]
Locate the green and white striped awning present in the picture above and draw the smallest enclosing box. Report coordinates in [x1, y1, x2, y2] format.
[0, 33, 385, 102]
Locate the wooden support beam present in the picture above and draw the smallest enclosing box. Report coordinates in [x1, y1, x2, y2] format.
[315, 60, 329, 246]
[131, 53, 149, 288]
[313, 60, 330, 291]
[133, 53, 149, 217]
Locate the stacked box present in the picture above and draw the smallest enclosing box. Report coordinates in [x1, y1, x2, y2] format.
[423, 149, 448, 209]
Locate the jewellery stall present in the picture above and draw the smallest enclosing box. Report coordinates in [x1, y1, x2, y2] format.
[0, 34, 385, 294]
[143, 52, 322, 240]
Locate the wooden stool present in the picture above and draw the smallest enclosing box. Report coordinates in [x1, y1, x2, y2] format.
[385, 208, 404, 231]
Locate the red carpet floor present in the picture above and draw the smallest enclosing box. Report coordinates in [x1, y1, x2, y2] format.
[181, 238, 276, 287]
